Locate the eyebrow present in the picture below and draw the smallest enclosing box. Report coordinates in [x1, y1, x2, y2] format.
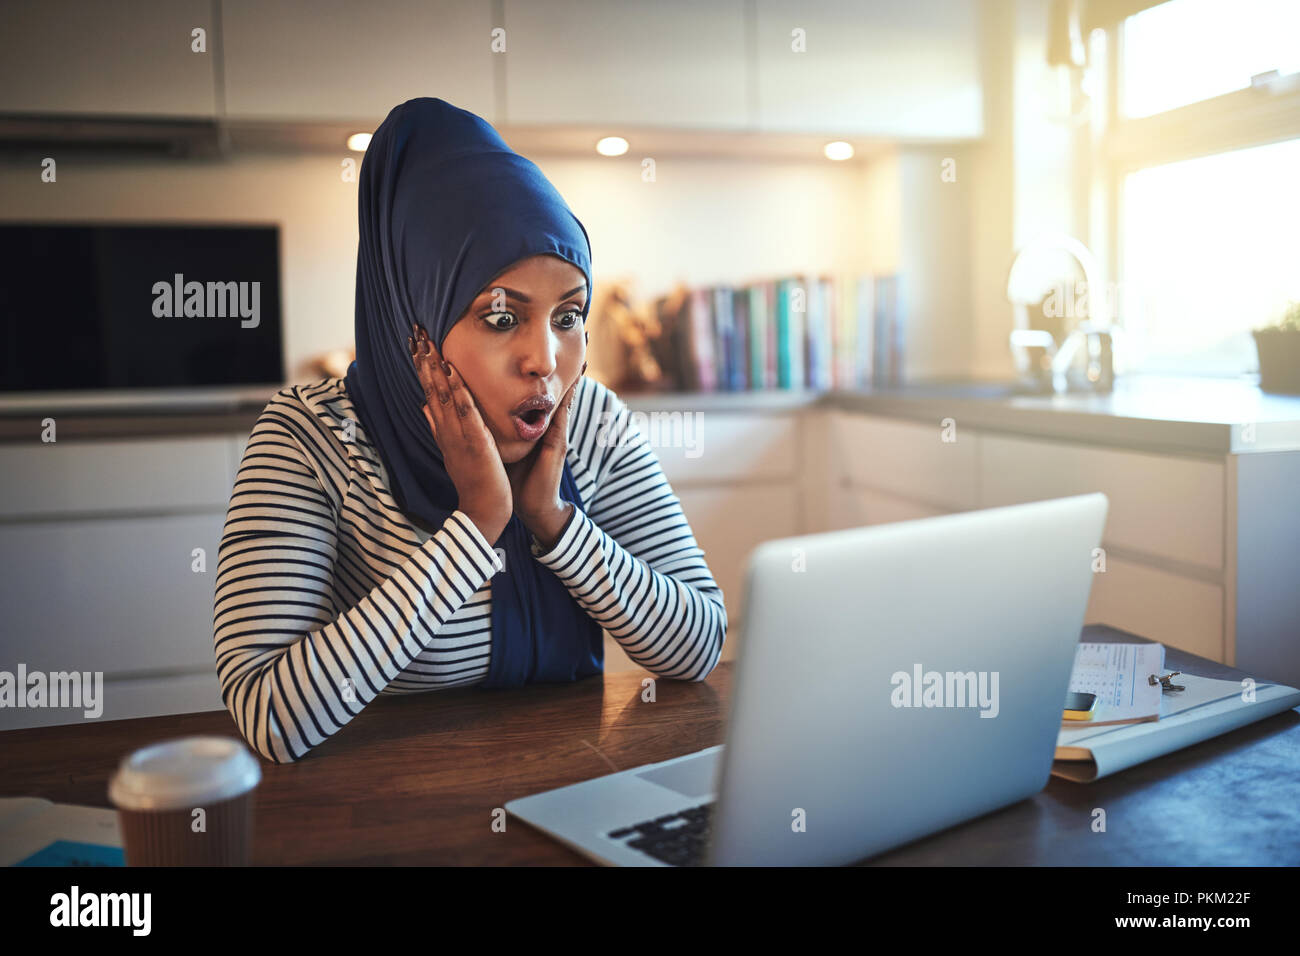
[476, 284, 587, 305]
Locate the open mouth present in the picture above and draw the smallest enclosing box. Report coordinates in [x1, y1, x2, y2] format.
[518, 408, 546, 426]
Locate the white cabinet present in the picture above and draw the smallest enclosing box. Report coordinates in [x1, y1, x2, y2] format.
[0, 437, 233, 518]
[502, 0, 750, 129]
[830, 411, 978, 510]
[0, 0, 218, 117]
[834, 485, 949, 529]
[616, 401, 810, 668]
[825, 412, 1237, 665]
[979, 435, 1224, 573]
[651, 411, 798, 485]
[0, 511, 228, 676]
[675, 483, 801, 662]
[977, 434, 1229, 662]
[1084, 555, 1224, 663]
[0, 435, 236, 729]
[0, 1, 986, 138]
[10, 399, 1282, 724]
[753, 0, 983, 137]
[0, 672, 225, 732]
[221, 0, 496, 122]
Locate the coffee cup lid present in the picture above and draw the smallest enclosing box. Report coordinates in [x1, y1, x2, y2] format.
[108, 736, 261, 811]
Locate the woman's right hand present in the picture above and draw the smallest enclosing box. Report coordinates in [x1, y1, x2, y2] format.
[410, 323, 512, 545]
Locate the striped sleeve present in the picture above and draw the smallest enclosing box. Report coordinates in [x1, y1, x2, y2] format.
[533, 387, 726, 680]
[212, 395, 501, 764]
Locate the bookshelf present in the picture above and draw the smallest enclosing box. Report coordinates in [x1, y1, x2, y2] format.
[642, 273, 905, 394]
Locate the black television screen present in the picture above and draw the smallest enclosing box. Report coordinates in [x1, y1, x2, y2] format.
[0, 223, 284, 393]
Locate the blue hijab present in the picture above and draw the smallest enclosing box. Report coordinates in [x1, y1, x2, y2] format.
[344, 97, 603, 689]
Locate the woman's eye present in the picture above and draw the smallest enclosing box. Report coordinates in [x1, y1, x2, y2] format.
[481, 308, 583, 331]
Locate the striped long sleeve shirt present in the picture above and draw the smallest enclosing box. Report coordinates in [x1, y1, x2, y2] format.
[213, 374, 726, 763]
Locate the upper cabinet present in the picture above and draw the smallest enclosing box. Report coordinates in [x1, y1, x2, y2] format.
[501, 0, 750, 129]
[220, 0, 496, 123]
[0, 0, 218, 117]
[753, 0, 984, 138]
[0, 0, 984, 139]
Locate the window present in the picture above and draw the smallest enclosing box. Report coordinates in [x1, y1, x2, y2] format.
[1095, 0, 1300, 377]
[1122, 0, 1300, 118]
[1120, 137, 1300, 375]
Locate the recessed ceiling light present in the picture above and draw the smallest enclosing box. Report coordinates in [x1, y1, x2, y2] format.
[596, 136, 629, 156]
[823, 141, 854, 161]
[347, 132, 372, 152]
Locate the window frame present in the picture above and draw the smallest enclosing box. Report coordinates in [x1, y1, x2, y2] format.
[1089, 7, 1300, 375]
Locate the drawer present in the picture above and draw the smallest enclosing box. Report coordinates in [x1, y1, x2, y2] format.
[979, 435, 1224, 572]
[642, 411, 800, 486]
[0, 437, 235, 518]
[1084, 554, 1224, 662]
[0, 670, 224, 731]
[831, 411, 978, 510]
[834, 485, 951, 528]
[0, 512, 228, 675]
[676, 482, 801, 654]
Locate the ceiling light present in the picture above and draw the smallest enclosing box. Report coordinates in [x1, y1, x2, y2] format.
[823, 141, 854, 161]
[596, 136, 629, 156]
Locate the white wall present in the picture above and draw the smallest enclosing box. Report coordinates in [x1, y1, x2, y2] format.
[0, 149, 877, 381]
[879, 0, 1079, 383]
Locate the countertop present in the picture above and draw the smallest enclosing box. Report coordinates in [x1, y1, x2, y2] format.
[2, 374, 1299, 455]
[617, 374, 1300, 455]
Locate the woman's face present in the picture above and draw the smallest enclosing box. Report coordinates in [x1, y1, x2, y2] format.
[439, 254, 588, 464]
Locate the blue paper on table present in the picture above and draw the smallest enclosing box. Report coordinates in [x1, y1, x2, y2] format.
[15, 840, 124, 867]
[0, 797, 124, 866]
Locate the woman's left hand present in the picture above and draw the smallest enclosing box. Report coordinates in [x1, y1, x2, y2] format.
[507, 365, 584, 550]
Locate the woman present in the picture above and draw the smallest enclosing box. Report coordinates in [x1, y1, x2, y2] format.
[213, 98, 726, 764]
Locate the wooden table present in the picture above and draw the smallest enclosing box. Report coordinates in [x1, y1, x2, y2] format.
[3, 624, 1298, 865]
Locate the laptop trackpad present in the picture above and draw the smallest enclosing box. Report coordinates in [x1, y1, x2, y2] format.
[636, 751, 719, 799]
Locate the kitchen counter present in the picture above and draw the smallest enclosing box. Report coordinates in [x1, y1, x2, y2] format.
[620, 374, 1300, 456]
[2, 374, 1299, 455]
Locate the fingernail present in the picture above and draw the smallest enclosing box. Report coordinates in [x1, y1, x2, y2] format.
[408, 336, 415, 356]
[440, 359, 451, 376]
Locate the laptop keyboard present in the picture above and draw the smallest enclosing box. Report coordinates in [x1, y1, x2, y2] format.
[607, 803, 714, 866]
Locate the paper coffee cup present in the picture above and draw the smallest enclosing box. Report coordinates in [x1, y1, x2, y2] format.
[108, 736, 261, 866]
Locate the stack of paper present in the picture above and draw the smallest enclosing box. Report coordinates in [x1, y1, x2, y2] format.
[1053, 644, 1300, 782]
[1064, 642, 1164, 726]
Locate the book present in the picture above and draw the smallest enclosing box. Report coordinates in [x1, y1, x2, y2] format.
[855, 274, 874, 389]
[732, 287, 751, 390]
[873, 275, 903, 386]
[775, 279, 790, 388]
[747, 285, 764, 388]
[687, 287, 716, 391]
[800, 278, 816, 388]
[787, 279, 805, 390]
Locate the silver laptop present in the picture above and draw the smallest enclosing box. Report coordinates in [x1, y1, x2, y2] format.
[505, 492, 1109, 866]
